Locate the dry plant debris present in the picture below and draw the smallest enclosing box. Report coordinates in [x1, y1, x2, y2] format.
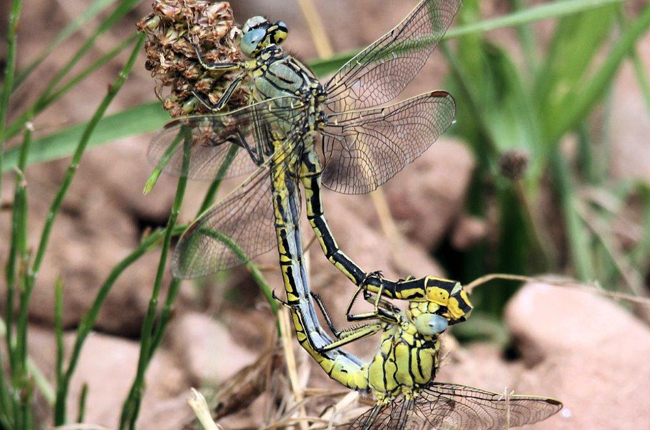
[137, 0, 250, 118]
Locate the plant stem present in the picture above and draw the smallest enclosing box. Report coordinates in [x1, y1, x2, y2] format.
[76, 383, 88, 424]
[120, 130, 192, 430]
[13, 0, 119, 88]
[54, 279, 65, 400]
[29, 34, 145, 295]
[26, 33, 145, 425]
[5, 126, 32, 381]
[0, 0, 24, 207]
[148, 278, 181, 356]
[148, 144, 240, 356]
[53, 225, 185, 424]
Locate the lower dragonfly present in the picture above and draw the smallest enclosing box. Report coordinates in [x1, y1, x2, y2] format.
[278, 275, 563, 430]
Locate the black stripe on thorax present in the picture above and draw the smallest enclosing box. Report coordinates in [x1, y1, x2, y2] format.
[263, 74, 297, 93]
[266, 65, 304, 87]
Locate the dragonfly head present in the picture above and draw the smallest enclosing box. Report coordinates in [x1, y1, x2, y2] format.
[406, 302, 448, 337]
[241, 16, 289, 57]
[423, 277, 473, 325]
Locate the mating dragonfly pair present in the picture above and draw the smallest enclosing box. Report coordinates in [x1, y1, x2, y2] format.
[147, 0, 562, 429]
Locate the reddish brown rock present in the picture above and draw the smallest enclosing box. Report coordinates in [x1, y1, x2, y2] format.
[26, 326, 190, 430]
[505, 282, 650, 430]
[611, 31, 650, 183]
[166, 311, 257, 385]
[381, 138, 475, 249]
[451, 215, 488, 250]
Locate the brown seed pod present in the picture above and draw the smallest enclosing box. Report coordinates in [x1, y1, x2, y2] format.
[499, 149, 530, 180]
[137, 0, 251, 118]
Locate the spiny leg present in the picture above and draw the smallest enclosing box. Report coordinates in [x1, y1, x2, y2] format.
[344, 281, 400, 325]
[185, 38, 246, 112]
[191, 73, 245, 112]
[188, 38, 242, 71]
[310, 291, 388, 352]
[311, 291, 344, 338]
[316, 322, 382, 353]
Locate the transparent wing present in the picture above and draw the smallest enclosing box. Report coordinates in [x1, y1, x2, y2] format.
[321, 91, 455, 194]
[149, 96, 306, 181]
[416, 383, 563, 430]
[171, 137, 303, 279]
[345, 398, 433, 430]
[324, 0, 461, 113]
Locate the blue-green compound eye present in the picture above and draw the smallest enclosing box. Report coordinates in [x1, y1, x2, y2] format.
[414, 314, 448, 336]
[243, 16, 268, 34]
[241, 28, 266, 57]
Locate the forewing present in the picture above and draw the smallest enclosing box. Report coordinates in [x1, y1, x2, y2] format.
[416, 383, 563, 430]
[149, 97, 305, 181]
[321, 91, 455, 194]
[171, 140, 302, 279]
[325, 0, 461, 113]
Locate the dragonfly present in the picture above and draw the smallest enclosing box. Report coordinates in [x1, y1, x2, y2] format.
[280, 286, 563, 430]
[148, 0, 473, 323]
[146, 1, 564, 428]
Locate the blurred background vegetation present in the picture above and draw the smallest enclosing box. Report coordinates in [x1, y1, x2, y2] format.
[1, 0, 650, 429]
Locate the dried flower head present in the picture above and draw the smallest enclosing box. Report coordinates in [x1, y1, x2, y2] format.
[499, 149, 529, 180]
[137, 0, 250, 118]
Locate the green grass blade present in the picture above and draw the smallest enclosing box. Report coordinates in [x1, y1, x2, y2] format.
[2, 102, 168, 173]
[31, 34, 145, 424]
[42, 33, 140, 109]
[54, 278, 64, 400]
[13, 0, 118, 88]
[551, 152, 595, 281]
[548, 4, 650, 143]
[1, 0, 144, 143]
[310, 0, 635, 77]
[535, 7, 616, 140]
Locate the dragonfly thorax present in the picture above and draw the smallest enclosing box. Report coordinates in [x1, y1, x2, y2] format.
[367, 312, 441, 400]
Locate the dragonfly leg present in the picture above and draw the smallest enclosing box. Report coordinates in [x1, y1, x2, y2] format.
[191, 73, 245, 112]
[231, 130, 263, 165]
[312, 287, 396, 347]
[188, 38, 242, 71]
[343, 284, 400, 325]
[311, 291, 345, 338]
[315, 322, 383, 353]
[271, 289, 291, 308]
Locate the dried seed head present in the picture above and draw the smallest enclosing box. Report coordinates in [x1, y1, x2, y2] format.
[137, 1, 250, 118]
[499, 149, 530, 180]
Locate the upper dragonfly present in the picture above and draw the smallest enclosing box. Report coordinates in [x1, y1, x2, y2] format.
[149, 0, 461, 289]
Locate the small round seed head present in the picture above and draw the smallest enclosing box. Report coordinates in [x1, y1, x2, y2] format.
[137, 1, 250, 118]
[499, 149, 530, 180]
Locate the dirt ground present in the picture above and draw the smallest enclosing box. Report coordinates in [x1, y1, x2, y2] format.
[1, 1, 650, 429]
